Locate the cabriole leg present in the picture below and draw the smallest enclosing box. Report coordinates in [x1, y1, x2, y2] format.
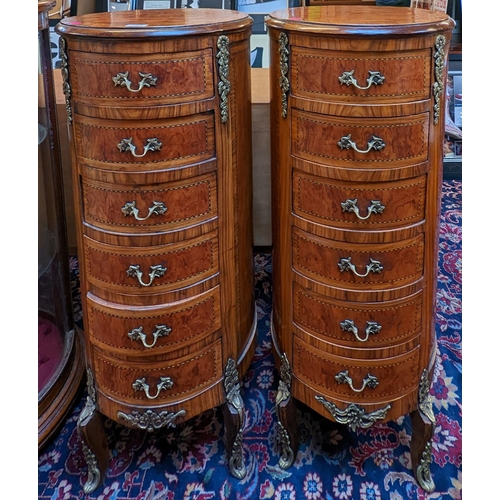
[275, 353, 298, 469]
[77, 369, 108, 494]
[410, 368, 436, 493]
[223, 358, 246, 479]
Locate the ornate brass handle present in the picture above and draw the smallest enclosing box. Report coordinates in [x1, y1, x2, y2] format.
[338, 70, 385, 90]
[338, 257, 383, 277]
[340, 319, 382, 342]
[117, 137, 162, 158]
[341, 199, 385, 220]
[335, 370, 379, 393]
[132, 376, 173, 400]
[338, 134, 385, 154]
[121, 201, 167, 220]
[112, 71, 157, 92]
[128, 325, 172, 348]
[126, 264, 167, 287]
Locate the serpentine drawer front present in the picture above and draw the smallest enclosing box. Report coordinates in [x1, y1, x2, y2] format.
[74, 113, 216, 171]
[81, 173, 218, 233]
[93, 340, 223, 403]
[56, 9, 256, 493]
[292, 283, 423, 349]
[87, 287, 221, 354]
[293, 172, 427, 230]
[291, 109, 430, 168]
[69, 49, 215, 106]
[266, 6, 454, 493]
[290, 46, 431, 104]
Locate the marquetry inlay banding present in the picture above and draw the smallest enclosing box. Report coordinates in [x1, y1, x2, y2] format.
[295, 341, 419, 399]
[87, 296, 218, 350]
[76, 120, 211, 165]
[294, 287, 422, 344]
[293, 114, 427, 163]
[293, 233, 424, 285]
[83, 178, 214, 227]
[293, 54, 428, 98]
[72, 54, 210, 99]
[85, 239, 217, 288]
[295, 175, 426, 225]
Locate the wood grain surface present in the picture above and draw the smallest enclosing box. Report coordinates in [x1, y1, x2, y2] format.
[267, 8, 453, 480]
[58, 10, 256, 488]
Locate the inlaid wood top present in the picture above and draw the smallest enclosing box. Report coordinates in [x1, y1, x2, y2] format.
[266, 6, 454, 35]
[56, 9, 253, 37]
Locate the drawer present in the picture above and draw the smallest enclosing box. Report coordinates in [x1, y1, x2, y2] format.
[293, 283, 422, 348]
[292, 227, 424, 289]
[291, 47, 431, 104]
[83, 231, 218, 295]
[293, 336, 420, 402]
[69, 49, 214, 106]
[74, 113, 215, 171]
[82, 172, 217, 234]
[291, 108, 429, 169]
[93, 340, 222, 403]
[293, 171, 426, 230]
[87, 287, 221, 354]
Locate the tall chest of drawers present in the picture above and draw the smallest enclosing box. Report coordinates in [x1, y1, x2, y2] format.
[56, 10, 256, 493]
[266, 6, 454, 492]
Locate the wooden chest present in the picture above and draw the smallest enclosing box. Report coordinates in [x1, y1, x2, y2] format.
[56, 9, 256, 493]
[266, 6, 454, 492]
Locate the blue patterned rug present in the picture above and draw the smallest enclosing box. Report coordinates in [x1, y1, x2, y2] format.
[38, 180, 462, 500]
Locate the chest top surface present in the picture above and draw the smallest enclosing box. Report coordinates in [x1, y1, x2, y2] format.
[57, 8, 252, 37]
[266, 6, 454, 35]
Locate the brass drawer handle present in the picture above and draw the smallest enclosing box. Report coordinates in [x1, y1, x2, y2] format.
[340, 319, 382, 342]
[338, 257, 383, 277]
[335, 370, 379, 393]
[126, 264, 167, 287]
[112, 71, 157, 93]
[338, 70, 385, 90]
[128, 325, 172, 348]
[341, 199, 385, 220]
[338, 134, 385, 154]
[121, 201, 167, 220]
[132, 376, 173, 400]
[117, 137, 162, 158]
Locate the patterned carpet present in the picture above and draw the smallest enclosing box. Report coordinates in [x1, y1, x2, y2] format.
[38, 180, 462, 500]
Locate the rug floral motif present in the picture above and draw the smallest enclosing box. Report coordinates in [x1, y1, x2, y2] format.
[38, 180, 462, 500]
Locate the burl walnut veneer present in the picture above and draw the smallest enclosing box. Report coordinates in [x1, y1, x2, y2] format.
[56, 9, 256, 493]
[266, 6, 454, 491]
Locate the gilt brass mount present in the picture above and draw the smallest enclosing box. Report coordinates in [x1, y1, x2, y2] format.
[216, 35, 231, 123]
[316, 396, 391, 431]
[278, 32, 290, 118]
[433, 35, 446, 125]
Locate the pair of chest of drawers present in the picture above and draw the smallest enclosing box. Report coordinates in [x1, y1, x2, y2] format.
[56, 10, 256, 493]
[266, 6, 454, 492]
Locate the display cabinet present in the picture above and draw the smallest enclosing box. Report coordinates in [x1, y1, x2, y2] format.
[38, 0, 85, 450]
